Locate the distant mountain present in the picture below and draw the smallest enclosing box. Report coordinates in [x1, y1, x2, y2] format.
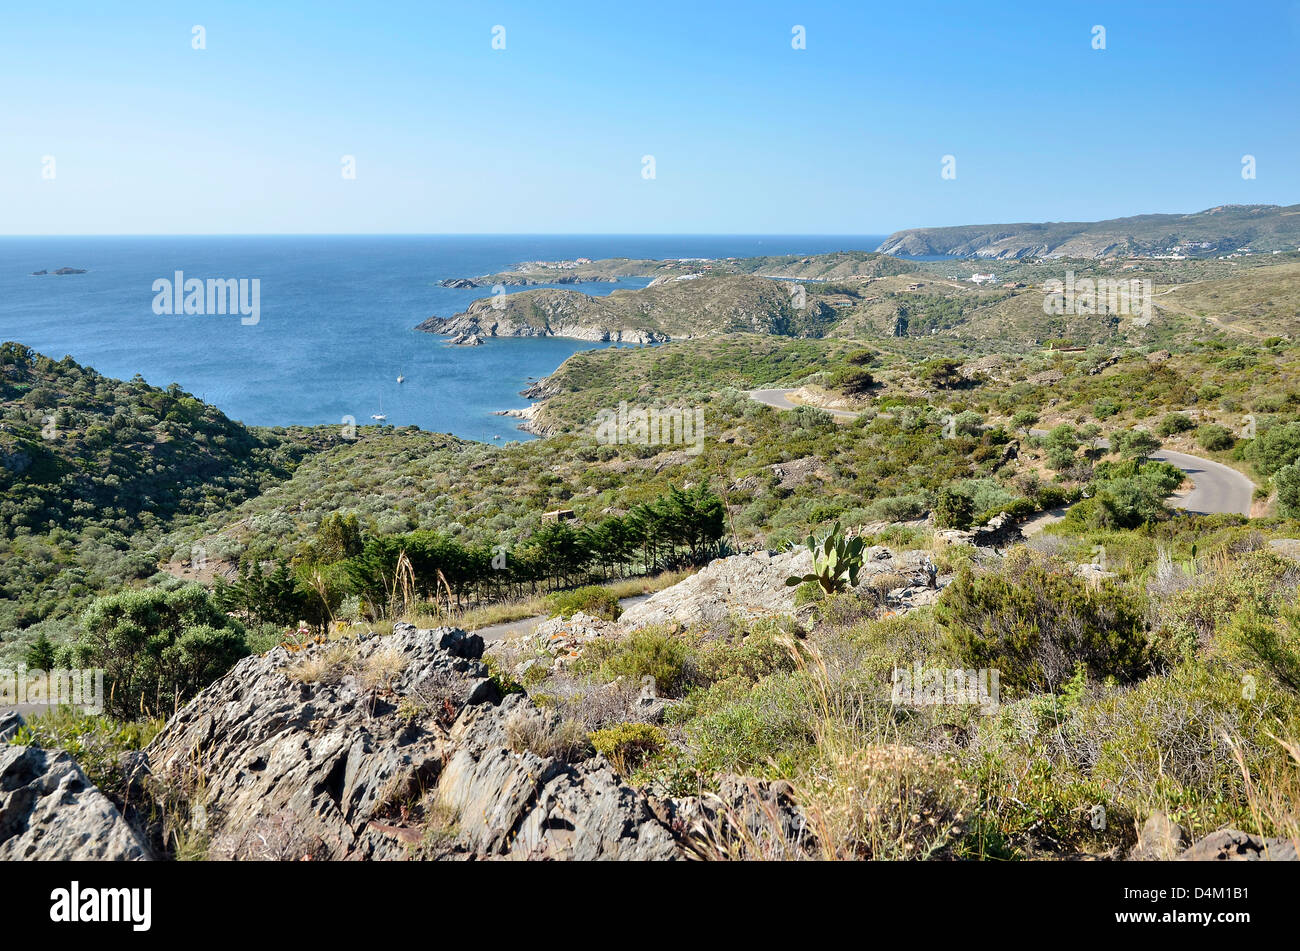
[877, 204, 1300, 260]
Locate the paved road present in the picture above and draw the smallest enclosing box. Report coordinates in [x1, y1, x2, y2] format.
[471, 593, 651, 643]
[751, 390, 1255, 517]
[1150, 448, 1253, 516]
[748, 388, 863, 420]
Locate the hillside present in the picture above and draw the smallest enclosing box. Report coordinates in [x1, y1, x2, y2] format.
[878, 204, 1300, 260]
[417, 274, 838, 343]
[0, 342, 328, 633]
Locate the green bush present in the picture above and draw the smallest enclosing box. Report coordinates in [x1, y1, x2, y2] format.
[589, 722, 666, 772]
[67, 583, 249, 718]
[1157, 412, 1195, 436]
[1197, 424, 1236, 452]
[545, 585, 622, 621]
[579, 627, 693, 696]
[1275, 463, 1300, 518]
[937, 552, 1150, 693]
[933, 487, 975, 530]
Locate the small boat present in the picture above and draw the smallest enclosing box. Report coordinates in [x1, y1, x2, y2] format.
[493, 434, 501, 439]
[371, 413, 386, 421]
[396, 374, 405, 384]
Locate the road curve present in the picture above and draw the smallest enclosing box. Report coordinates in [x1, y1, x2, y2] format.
[748, 388, 864, 419]
[752, 390, 1254, 517]
[1151, 449, 1253, 516]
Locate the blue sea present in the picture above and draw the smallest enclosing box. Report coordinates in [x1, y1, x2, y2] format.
[0, 235, 884, 442]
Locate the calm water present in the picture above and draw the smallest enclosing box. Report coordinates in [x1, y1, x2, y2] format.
[0, 235, 884, 442]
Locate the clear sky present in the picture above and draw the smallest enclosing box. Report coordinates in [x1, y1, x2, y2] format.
[3, 0, 1297, 234]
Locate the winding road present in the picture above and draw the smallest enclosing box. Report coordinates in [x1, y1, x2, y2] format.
[749, 389, 1254, 517]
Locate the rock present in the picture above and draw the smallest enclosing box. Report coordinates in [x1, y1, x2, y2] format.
[1178, 829, 1298, 861]
[768, 456, 830, 489]
[618, 548, 814, 634]
[0, 744, 151, 860]
[439, 278, 480, 289]
[669, 776, 810, 859]
[144, 625, 686, 860]
[0, 710, 23, 743]
[436, 695, 682, 860]
[1075, 562, 1117, 583]
[1130, 811, 1189, 860]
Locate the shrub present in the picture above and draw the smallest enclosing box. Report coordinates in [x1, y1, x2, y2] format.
[1276, 463, 1300, 518]
[1197, 424, 1236, 452]
[589, 722, 666, 773]
[1157, 412, 1195, 436]
[579, 627, 692, 696]
[545, 585, 622, 621]
[803, 745, 975, 860]
[1093, 398, 1120, 419]
[1247, 421, 1300, 476]
[933, 487, 975, 530]
[68, 584, 249, 718]
[937, 552, 1150, 693]
[1072, 661, 1300, 835]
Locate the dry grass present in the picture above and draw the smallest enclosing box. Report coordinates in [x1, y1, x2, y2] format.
[285, 641, 406, 689]
[395, 569, 697, 633]
[503, 707, 591, 762]
[1233, 732, 1300, 849]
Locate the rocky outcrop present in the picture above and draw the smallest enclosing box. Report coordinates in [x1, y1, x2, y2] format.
[1178, 829, 1297, 861]
[417, 274, 821, 344]
[618, 542, 951, 635]
[0, 710, 22, 743]
[142, 624, 686, 860]
[1129, 811, 1190, 860]
[618, 549, 813, 634]
[0, 728, 152, 861]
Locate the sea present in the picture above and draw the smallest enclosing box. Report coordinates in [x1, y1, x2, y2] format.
[0, 235, 885, 443]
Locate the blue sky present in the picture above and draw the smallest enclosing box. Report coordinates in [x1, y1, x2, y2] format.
[3, 0, 1297, 234]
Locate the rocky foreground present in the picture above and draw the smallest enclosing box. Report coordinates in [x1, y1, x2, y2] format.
[2, 539, 1298, 861]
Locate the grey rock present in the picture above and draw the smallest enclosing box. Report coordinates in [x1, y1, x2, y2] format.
[0, 744, 151, 860]
[436, 695, 683, 860]
[1130, 810, 1189, 860]
[0, 710, 23, 743]
[619, 548, 813, 634]
[1178, 829, 1297, 861]
[145, 626, 685, 860]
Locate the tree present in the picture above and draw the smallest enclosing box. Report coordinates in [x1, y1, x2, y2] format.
[1275, 462, 1300, 518]
[70, 584, 248, 717]
[933, 487, 975, 529]
[1112, 428, 1162, 461]
[919, 358, 964, 389]
[24, 632, 57, 670]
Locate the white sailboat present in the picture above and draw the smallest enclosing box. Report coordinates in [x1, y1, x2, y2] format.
[371, 394, 386, 421]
